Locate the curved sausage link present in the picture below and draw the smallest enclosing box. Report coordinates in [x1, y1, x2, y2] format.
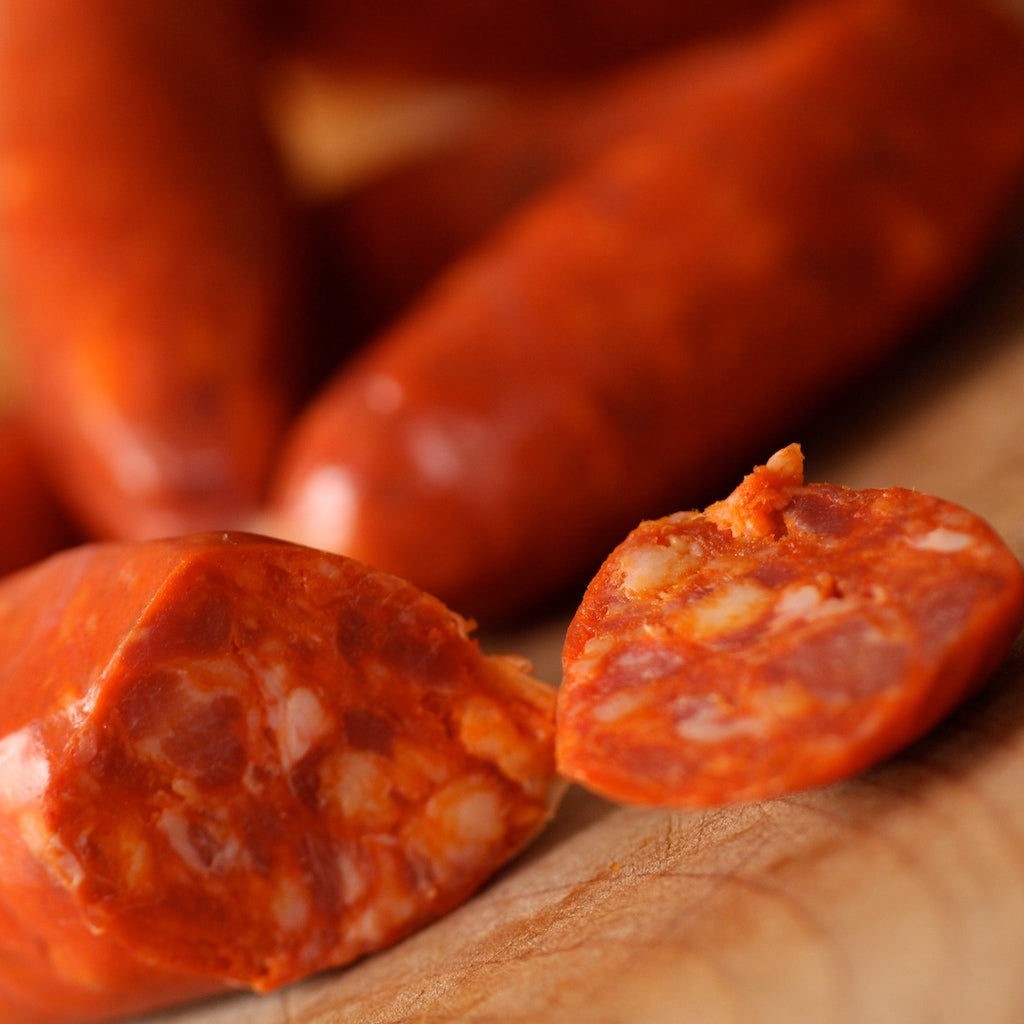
[269, 0, 1024, 624]
[322, 20, 812, 340]
[0, 0, 299, 540]
[0, 414, 78, 577]
[0, 533, 558, 1023]
[276, 0, 805, 82]
[557, 445, 1024, 806]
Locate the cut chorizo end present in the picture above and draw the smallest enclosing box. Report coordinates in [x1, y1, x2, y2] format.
[557, 444, 1024, 807]
[0, 533, 558, 1023]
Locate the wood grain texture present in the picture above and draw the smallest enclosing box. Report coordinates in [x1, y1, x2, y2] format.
[132, 197, 1024, 1024]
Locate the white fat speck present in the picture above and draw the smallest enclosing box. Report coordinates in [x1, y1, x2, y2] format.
[18, 810, 62, 872]
[157, 810, 205, 873]
[157, 809, 242, 875]
[337, 847, 371, 907]
[170, 776, 199, 801]
[774, 583, 824, 619]
[121, 830, 152, 888]
[450, 785, 503, 846]
[688, 579, 772, 639]
[457, 695, 541, 787]
[572, 633, 617, 681]
[200, 657, 250, 688]
[590, 689, 650, 724]
[285, 465, 359, 550]
[427, 776, 505, 867]
[54, 840, 87, 892]
[328, 750, 394, 826]
[71, 684, 102, 725]
[272, 876, 311, 932]
[346, 901, 389, 951]
[673, 697, 761, 742]
[614, 642, 687, 681]
[0, 726, 50, 807]
[363, 373, 405, 414]
[345, 837, 418, 945]
[278, 687, 332, 770]
[908, 528, 974, 553]
[618, 536, 699, 596]
[258, 663, 290, 738]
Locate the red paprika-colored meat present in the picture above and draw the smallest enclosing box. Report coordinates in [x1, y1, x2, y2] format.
[0, 532, 558, 1023]
[557, 445, 1024, 806]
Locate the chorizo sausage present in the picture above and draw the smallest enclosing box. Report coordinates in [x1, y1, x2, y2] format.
[0, 0, 300, 540]
[268, 0, 1024, 624]
[557, 444, 1024, 806]
[322, 26, 819, 339]
[0, 532, 558, 1023]
[277, 0, 806, 83]
[0, 413, 78, 577]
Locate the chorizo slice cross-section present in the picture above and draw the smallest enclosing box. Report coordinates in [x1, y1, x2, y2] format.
[557, 444, 1024, 807]
[0, 533, 558, 1024]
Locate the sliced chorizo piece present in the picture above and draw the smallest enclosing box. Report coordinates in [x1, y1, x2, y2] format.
[268, 0, 1024, 625]
[0, 533, 558, 1024]
[0, 0, 300, 540]
[557, 444, 1024, 807]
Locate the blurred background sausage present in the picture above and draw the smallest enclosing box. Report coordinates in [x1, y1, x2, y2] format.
[0, 0, 302, 540]
[268, 0, 808, 83]
[268, 0, 1024, 624]
[3, 0, 1024, 629]
[0, 412, 79, 578]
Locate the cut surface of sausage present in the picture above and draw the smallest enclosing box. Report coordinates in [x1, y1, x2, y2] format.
[557, 445, 1024, 807]
[0, 533, 558, 1024]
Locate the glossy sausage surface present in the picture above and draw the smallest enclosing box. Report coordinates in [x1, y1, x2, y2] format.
[0, 0, 299, 540]
[271, 0, 1024, 624]
[0, 414, 77, 577]
[278, 0, 805, 82]
[324, 26, 817, 338]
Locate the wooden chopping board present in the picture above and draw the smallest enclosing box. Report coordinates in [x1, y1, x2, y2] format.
[123, 198, 1024, 1020]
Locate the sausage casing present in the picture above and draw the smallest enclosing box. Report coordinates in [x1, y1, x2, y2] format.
[279, 0, 805, 82]
[270, 0, 1024, 624]
[0, 414, 76, 577]
[0, 0, 299, 539]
